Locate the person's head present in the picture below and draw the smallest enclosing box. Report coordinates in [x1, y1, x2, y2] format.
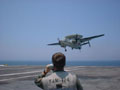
[52, 52, 66, 70]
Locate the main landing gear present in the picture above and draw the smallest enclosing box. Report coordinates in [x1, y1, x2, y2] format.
[65, 48, 67, 52]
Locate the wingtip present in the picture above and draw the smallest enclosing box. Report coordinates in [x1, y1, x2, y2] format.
[47, 43, 52, 45]
[100, 34, 105, 36]
[102, 34, 105, 36]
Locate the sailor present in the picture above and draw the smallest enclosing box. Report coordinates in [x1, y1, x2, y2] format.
[35, 52, 83, 90]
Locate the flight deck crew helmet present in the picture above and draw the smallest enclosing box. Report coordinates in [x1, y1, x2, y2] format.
[52, 52, 66, 68]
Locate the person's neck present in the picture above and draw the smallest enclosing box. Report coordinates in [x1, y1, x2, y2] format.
[54, 67, 64, 72]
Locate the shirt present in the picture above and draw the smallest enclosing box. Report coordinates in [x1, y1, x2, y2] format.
[35, 71, 83, 90]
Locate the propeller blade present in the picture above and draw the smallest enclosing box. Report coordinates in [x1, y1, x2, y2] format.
[57, 38, 60, 41]
[75, 34, 79, 43]
[57, 38, 62, 45]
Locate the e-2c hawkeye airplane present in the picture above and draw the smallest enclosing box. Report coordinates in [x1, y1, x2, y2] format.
[48, 34, 104, 51]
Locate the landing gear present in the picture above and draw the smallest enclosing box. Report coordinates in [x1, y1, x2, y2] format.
[78, 47, 81, 50]
[65, 48, 67, 52]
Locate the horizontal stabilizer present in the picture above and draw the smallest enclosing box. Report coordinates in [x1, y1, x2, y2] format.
[81, 42, 89, 45]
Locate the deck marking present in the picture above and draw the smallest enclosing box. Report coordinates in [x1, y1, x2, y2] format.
[0, 75, 38, 82]
[0, 70, 43, 76]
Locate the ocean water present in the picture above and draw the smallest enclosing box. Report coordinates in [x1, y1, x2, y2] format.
[0, 60, 120, 66]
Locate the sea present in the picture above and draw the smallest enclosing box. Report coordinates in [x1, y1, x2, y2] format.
[0, 60, 120, 66]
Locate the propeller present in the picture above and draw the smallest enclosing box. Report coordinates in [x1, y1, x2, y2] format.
[57, 38, 61, 44]
[75, 34, 79, 43]
[57, 38, 60, 41]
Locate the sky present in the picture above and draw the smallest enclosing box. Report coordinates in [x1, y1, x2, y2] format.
[0, 0, 120, 61]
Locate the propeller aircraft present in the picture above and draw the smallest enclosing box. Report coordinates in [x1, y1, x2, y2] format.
[48, 34, 104, 52]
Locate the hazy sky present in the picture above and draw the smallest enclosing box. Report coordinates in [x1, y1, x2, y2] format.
[0, 0, 120, 61]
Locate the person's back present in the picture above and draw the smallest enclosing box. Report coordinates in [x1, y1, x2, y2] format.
[35, 52, 83, 90]
[42, 71, 80, 90]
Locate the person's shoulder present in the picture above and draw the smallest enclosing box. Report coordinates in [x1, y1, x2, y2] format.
[66, 71, 76, 76]
[42, 72, 56, 79]
[64, 71, 77, 78]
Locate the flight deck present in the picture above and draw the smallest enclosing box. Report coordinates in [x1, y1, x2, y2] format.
[0, 66, 120, 90]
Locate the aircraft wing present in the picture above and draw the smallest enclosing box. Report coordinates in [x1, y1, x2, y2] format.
[48, 43, 59, 45]
[81, 34, 104, 42]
